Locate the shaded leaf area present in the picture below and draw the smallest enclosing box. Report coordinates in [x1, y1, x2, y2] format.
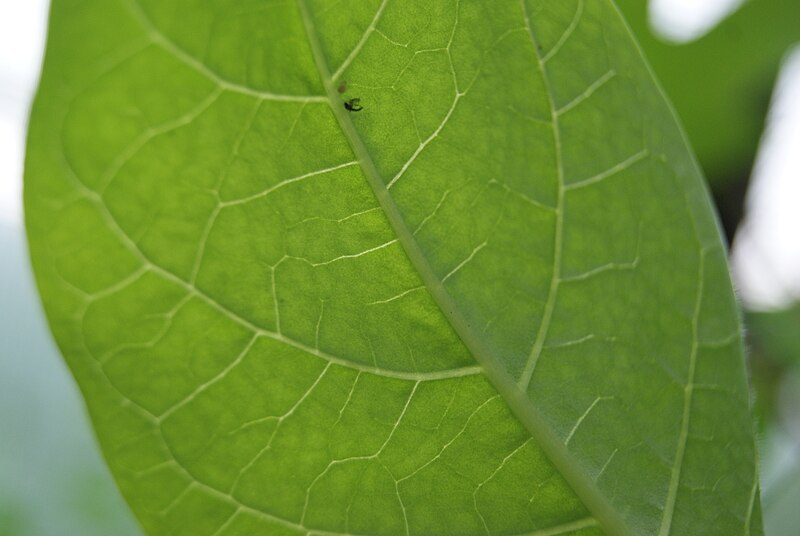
[25, 0, 760, 535]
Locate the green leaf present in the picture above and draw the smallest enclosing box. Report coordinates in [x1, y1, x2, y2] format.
[748, 304, 800, 368]
[25, 0, 761, 534]
[746, 303, 800, 432]
[615, 0, 800, 186]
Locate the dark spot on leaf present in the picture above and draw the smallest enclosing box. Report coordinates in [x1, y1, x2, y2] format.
[344, 98, 363, 112]
[337, 81, 347, 93]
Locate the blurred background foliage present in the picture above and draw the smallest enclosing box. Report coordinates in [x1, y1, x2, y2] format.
[2, 1, 798, 535]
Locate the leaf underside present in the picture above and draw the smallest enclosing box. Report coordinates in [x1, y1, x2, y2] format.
[25, 0, 761, 535]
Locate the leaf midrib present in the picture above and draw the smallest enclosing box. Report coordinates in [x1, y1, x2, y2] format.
[296, 1, 633, 535]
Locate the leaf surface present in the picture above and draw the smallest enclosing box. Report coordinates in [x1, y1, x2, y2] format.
[25, 0, 761, 534]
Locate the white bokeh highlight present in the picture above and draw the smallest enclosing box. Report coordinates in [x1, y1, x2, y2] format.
[732, 46, 800, 311]
[649, 0, 745, 43]
[0, 0, 48, 227]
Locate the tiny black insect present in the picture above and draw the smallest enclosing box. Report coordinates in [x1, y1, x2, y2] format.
[344, 98, 363, 112]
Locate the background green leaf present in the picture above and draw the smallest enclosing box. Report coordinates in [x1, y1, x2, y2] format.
[25, 0, 761, 534]
[746, 303, 800, 536]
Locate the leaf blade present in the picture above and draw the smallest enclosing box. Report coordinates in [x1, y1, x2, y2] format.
[24, 0, 761, 534]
